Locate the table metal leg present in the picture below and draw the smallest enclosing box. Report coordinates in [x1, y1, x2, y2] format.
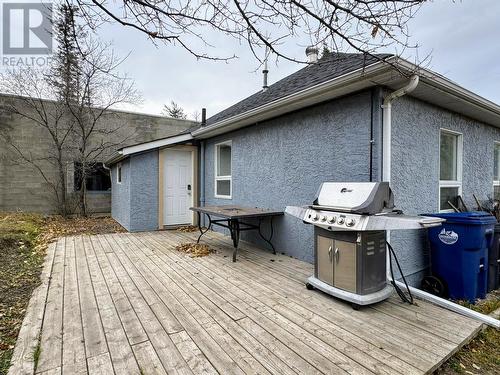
[196, 212, 212, 244]
[229, 219, 240, 262]
[258, 217, 276, 254]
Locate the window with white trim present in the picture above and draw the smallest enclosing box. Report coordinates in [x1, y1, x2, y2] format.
[494, 142, 500, 199]
[439, 129, 463, 211]
[215, 141, 232, 198]
[117, 163, 122, 184]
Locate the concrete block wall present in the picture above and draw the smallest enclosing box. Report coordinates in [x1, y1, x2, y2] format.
[0, 94, 194, 214]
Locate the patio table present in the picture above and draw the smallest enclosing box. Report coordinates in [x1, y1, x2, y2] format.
[190, 205, 283, 262]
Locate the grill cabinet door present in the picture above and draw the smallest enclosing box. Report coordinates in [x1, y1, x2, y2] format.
[333, 240, 357, 292]
[317, 235, 334, 285]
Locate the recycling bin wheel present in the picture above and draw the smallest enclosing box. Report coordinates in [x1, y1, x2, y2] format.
[421, 275, 447, 297]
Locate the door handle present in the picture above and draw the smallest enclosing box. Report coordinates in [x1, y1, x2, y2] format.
[187, 184, 192, 191]
[335, 247, 339, 263]
[328, 246, 332, 261]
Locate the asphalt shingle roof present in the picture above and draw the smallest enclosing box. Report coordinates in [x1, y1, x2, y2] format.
[206, 52, 392, 126]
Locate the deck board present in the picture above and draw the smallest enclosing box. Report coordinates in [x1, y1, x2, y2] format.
[10, 230, 484, 375]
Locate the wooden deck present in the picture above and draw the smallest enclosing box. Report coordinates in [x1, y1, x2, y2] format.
[9, 230, 483, 375]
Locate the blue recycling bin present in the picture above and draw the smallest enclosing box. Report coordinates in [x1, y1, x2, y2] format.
[425, 212, 496, 302]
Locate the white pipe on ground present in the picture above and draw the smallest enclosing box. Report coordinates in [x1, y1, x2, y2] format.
[395, 280, 500, 328]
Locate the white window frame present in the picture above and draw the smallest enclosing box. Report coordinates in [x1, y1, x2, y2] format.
[494, 142, 500, 195]
[214, 140, 232, 199]
[117, 163, 122, 184]
[438, 129, 463, 212]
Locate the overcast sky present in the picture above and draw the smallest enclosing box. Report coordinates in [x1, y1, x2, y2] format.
[96, 0, 500, 119]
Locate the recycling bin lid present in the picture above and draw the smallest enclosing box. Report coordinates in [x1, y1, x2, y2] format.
[424, 211, 497, 225]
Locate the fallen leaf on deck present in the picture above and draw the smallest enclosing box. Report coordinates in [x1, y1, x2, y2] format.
[175, 242, 214, 257]
[177, 226, 199, 233]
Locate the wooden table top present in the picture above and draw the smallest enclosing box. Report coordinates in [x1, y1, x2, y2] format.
[190, 205, 283, 219]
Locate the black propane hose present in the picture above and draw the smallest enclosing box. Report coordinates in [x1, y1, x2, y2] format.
[387, 241, 414, 305]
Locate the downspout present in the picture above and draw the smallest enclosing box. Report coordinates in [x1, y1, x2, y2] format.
[200, 108, 207, 212]
[200, 141, 205, 209]
[382, 74, 419, 182]
[381, 75, 499, 328]
[382, 75, 419, 276]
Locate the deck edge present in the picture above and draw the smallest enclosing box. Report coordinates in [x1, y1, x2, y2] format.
[8, 241, 58, 375]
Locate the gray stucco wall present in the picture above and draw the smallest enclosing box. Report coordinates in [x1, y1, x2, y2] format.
[390, 95, 500, 284]
[204, 91, 373, 262]
[129, 150, 159, 231]
[111, 150, 159, 232]
[111, 158, 131, 230]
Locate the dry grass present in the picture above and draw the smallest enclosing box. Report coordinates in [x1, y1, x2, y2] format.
[175, 242, 214, 257]
[436, 290, 500, 374]
[0, 212, 125, 375]
[34, 215, 125, 254]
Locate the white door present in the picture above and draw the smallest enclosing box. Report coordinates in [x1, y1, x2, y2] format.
[163, 150, 193, 225]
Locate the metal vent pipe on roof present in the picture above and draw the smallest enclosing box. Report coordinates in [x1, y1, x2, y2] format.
[262, 59, 269, 92]
[201, 108, 206, 126]
[306, 46, 318, 63]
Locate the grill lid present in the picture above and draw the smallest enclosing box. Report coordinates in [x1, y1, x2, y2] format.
[313, 182, 394, 215]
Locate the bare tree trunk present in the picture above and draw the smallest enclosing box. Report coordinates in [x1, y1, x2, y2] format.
[57, 154, 67, 216]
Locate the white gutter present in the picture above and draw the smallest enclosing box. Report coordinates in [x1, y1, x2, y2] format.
[196, 57, 500, 141]
[382, 74, 419, 182]
[193, 59, 393, 138]
[121, 133, 193, 155]
[395, 281, 500, 328]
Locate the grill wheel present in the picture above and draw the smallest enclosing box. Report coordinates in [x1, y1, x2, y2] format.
[421, 275, 447, 298]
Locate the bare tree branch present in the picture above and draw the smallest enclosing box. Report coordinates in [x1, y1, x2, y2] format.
[72, 0, 426, 66]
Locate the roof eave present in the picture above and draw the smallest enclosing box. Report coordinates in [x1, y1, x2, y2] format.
[193, 56, 500, 138]
[120, 133, 194, 155]
[104, 151, 125, 166]
[192, 58, 395, 139]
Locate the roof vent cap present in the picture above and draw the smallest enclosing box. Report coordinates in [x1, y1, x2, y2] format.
[306, 46, 318, 64]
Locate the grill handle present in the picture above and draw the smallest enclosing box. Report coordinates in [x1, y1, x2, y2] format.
[335, 247, 339, 263]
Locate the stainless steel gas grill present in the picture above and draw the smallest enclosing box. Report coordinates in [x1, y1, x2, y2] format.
[285, 182, 444, 308]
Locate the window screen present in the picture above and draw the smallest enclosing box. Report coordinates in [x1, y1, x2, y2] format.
[440, 131, 458, 181]
[215, 142, 232, 198]
[217, 144, 231, 177]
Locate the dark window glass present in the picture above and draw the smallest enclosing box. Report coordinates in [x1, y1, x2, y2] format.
[440, 187, 459, 211]
[117, 165, 122, 183]
[74, 162, 111, 192]
[495, 185, 500, 201]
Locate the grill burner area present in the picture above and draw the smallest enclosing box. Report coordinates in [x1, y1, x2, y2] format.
[286, 182, 443, 231]
[285, 182, 444, 308]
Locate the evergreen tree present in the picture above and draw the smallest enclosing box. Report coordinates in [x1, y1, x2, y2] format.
[49, 4, 83, 103]
[162, 101, 187, 119]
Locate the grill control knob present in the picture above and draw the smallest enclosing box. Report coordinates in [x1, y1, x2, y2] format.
[337, 217, 345, 225]
[327, 216, 335, 224]
[310, 212, 319, 221]
[320, 215, 327, 222]
[346, 218, 356, 227]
